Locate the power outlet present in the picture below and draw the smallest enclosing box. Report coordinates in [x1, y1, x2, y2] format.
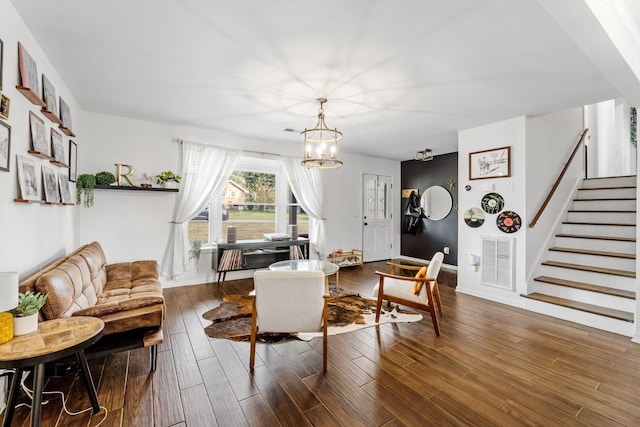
[444, 247, 450, 254]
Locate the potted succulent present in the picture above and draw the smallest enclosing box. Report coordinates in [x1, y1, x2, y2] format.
[156, 171, 182, 188]
[76, 173, 96, 207]
[12, 291, 48, 336]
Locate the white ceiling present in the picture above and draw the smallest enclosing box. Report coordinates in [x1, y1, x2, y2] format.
[10, 0, 629, 160]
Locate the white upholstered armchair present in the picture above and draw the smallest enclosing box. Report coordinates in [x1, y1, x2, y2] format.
[372, 252, 444, 336]
[250, 270, 330, 370]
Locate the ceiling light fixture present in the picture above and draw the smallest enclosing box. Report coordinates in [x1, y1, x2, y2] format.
[300, 98, 343, 169]
[415, 148, 433, 161]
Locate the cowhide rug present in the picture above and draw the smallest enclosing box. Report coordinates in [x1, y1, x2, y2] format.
[202, 294, 422, 342]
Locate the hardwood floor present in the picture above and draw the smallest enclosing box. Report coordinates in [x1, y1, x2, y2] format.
[5, 261, 640, 426]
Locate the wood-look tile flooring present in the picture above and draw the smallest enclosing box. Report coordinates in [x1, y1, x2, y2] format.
[6, 261, 640, 426]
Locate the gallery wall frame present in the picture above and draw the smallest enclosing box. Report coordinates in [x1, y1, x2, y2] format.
[0, 94, 9, 120]
[16, 154, 41, 201]
[468, 146, 511, 180]
[42, 74, 57, 114]
[69, 140, 77, 182]
[18, 42, 39, 95]
[29, 110, 49, 156]
[50, 128, 65, 163]
[0, 121, 10, 172]
[0, 38, 4, 91]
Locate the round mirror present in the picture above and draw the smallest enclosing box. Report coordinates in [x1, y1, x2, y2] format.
[420, 186, 453, 220]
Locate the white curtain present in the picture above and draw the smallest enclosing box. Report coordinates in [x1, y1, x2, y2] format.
[161, 142, 239, 278]
[283, 158, 326, 258]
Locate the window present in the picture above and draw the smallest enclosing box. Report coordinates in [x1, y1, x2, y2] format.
[187, 156, 308, 244]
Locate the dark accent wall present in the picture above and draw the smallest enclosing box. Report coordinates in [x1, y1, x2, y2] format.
[401, 152, 458, 265]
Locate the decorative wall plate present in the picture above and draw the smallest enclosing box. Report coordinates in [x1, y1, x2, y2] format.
[496, 210, 522, 233]
[463, 207, 485, 228]
[481, 192, 505, 214]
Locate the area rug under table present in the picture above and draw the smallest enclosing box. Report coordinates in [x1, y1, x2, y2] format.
[202, 294, 422, 341]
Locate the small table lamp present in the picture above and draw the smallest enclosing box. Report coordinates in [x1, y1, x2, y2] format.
[0, 272, 19, 344]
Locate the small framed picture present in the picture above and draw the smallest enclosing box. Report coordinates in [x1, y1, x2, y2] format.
[16, 154, 41, 200]
[0, 121, 10, 172]
[0, 94, 9, 120]
[42, 165, 60, 203]
[18, 42, 39, 94]
[50, 128, 65, 163]
[58, 171, 73, 203]
[68, 140, 77, 182]
[59, 96, 72, 130]
[469, 146, 511, 180]
[29, 111, 49, 155]
[42, 74, 57, 114]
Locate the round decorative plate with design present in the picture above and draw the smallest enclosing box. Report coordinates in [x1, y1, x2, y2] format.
[481, 192, 505, 214]
[463, 207, 485, 228]
[496, 210, 522, 233]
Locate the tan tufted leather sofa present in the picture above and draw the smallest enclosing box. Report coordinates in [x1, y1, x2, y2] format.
[19, 241, 164, 370]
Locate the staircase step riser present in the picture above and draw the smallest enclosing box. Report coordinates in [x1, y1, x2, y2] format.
[554, 237, 636, 254]
[532, 283, 635, 311]
[561, 223, 636, 238]
[572, 199, 636, 210]
[582, 176, 637, 188]
[566, 211, 636, 224]
[577, 188, 636, 199]
[523, 298, 634, 336]
[547, 251, 636, 271]
[539, 265, 636, 289]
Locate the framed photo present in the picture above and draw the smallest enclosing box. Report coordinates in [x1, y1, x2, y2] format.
[58, 171, 73, 203]
[50, 128, 65, 163]
[68, 140, 77, 182]
[42, 165, 60, 203]
[16, 154, 41, 200]
[402, 188, 418, 198]
[18, 42, 39, 94]
[29, 111, 49, 155]
[0, 121, 10, 172]
[42, 74, 57, 114]
[59, 96, 72, 130]
[469, 146, 511, 180]
[0, 94, 10, 119]
[0, 38, 4, 91]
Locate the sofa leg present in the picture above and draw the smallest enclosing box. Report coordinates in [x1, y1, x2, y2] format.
[150, 345, 158, 372]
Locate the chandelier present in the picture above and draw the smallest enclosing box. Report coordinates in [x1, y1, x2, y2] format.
[300, 98, 343, 169]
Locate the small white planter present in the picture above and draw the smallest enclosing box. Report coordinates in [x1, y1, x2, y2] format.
[13, 313, 38, 336]
[162, 181, 179, 189]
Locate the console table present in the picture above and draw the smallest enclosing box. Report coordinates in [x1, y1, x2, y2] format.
[0, 316, 104, 427]
[213, 238, 309, 286]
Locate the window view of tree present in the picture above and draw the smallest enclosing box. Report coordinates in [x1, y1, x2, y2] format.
[187, 166, 308, 243]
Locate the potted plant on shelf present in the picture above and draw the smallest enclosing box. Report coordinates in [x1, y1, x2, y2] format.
[12, 291, 48, 336]
[76, 173, 96, 207]
[95, 171, 116, 186]
[155, 171, 182, 189]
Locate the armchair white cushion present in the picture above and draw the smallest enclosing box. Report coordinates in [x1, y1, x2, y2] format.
[250, 270, 329, 370]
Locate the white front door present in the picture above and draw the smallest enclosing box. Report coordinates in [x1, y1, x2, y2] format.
[362, 174, 392, 262]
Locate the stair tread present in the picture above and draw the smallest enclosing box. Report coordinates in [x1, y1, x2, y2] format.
[556, 233, 636, 242]
[562, 221, 635, 227]
[549, 247, 635, 259]
[534, 275, 635, 298]
[568, 210, 636, 213]
[523, 293, 634, 322]
[579, 186, 636, 190]
[541, 260, 636, 278]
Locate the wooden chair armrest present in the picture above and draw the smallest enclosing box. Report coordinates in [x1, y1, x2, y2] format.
[375, 271, 435, 282]
[386, 262, 423, 271]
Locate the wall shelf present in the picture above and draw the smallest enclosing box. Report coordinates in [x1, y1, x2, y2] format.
[59, 125, 76, 137]
[94, 185, 178, 192]
[41, 109, 63, 125]
[28, 150, 54, 161]
[16, 85, 46, 107]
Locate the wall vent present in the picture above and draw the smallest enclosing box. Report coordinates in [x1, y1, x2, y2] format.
[481, 236, 514, 290]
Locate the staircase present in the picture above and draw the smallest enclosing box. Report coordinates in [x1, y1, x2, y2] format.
[524, 175, 637, 336]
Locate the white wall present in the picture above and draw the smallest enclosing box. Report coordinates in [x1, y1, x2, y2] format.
[0, 0, 83, 410]
[457, 117, 527, 306]
[79, 112, 401, 287]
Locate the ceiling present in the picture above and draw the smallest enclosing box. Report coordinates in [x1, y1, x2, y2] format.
[10, 0, 630, 161]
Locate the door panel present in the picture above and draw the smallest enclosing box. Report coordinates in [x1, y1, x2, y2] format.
[363, 174, 392, 261]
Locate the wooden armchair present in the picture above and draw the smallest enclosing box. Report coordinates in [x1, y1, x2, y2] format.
[372, 252, 444, 336]
[250, 270, 330, 371]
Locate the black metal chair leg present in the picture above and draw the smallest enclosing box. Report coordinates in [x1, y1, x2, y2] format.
[75, 351, 100, 413]
[2, 367, 22, 427]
